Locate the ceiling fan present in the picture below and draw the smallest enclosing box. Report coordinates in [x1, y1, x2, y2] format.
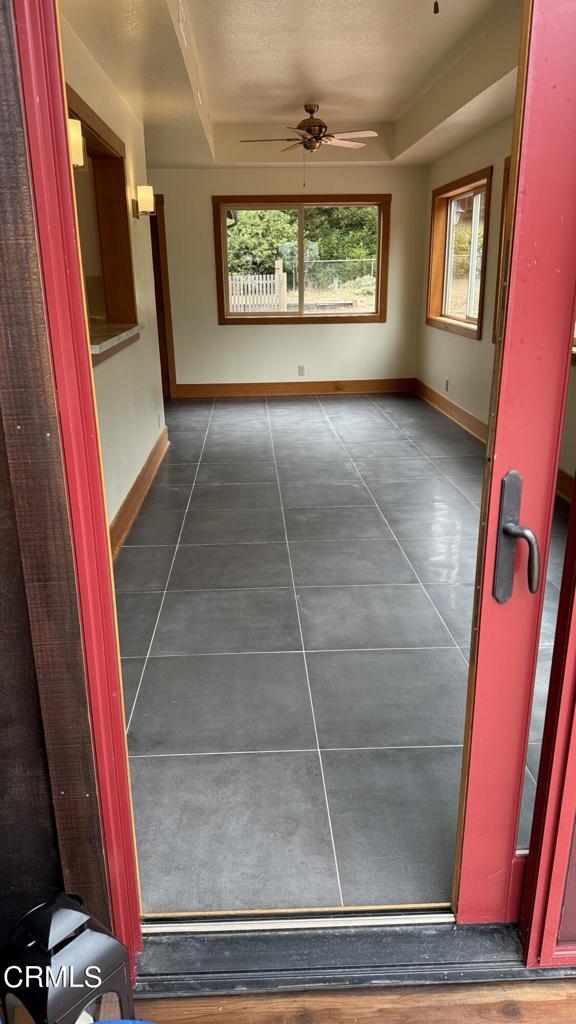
[240, 104, 378, 153]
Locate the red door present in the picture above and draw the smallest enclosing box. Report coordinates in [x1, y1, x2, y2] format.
[454, 0, 576, 931]
[12, 0, 142, 969]
[520, 461, 576, 966]
[11, 0, 576, 971]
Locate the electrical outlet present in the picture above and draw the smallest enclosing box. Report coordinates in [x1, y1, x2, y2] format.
[445, 378, 449, 392]
[298, 364, 305, 377]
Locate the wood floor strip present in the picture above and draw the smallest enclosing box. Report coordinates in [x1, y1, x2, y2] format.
[137, 980, 576, 1023]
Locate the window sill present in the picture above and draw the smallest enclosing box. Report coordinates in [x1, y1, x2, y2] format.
[90, 322, 143, 365]
[426, 315, 480, 340]
[218, 313, 387, 326]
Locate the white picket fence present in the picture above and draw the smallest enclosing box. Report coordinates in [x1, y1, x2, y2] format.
[228, 265, 288, 313]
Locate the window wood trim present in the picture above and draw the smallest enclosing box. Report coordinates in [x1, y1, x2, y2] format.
[426, 166, 493, 341]
[212, 194, 391, 326]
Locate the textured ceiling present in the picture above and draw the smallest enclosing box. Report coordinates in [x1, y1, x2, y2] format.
[59, 0, 211, 165]
[187, 0, 502, 125]
[60, 0, 518, 167]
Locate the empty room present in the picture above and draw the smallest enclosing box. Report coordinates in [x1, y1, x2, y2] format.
[57, 0, 576, 932]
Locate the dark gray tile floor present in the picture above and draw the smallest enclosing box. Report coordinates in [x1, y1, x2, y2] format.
[116, 394, 563, 913]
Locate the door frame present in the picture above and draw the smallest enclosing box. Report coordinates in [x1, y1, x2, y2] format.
[11, 0, 576, 977]
[521, 464, 576, 966]
[453, 0, 576, 926]
[11, 0, 142, 967]
[150, 193, 178, 399]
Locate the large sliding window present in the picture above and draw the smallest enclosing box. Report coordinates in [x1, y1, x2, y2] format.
[426, 167, 492, 340]
[213, 194, 391, 325]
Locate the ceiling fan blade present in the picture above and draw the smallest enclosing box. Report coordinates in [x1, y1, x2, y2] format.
[330, 130, 378, 139]
[281, 141, 303, 152]
[240, 137, 301, 143]
[323, 138, 366, 149]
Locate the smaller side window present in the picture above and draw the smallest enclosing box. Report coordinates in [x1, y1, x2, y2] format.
[427, 167, 492, 340]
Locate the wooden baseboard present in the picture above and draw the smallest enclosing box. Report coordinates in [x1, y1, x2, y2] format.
[557, 467, 574, 504]
[175, 378, 418, 399]
[170, 378, 573, 505]
[137, 980, 576, 1023]
[414, 380, 489, 442]
[109, 426, 169, 561]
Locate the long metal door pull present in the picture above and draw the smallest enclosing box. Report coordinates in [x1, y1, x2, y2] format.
[493, 470, 541, 603]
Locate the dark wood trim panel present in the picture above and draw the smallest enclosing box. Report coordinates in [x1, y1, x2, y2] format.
[67, 83, 125, 157]
[110, 427, 169, 560]
[0, 413, 63, 943]
[426, 166, 493, 341]
[67, 85, 138, 340]
[1, 5, 110, 925]
[150, 195, 178, 398]
[212, 194, 391, 326]
[175, 378, 417, 398]
[92, 156, 138, 325]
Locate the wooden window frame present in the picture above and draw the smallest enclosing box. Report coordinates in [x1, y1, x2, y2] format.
[212, 194, 391, 326]
[426, 167, 493, 340]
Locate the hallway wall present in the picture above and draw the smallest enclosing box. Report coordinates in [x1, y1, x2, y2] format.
[148, 165, 427, 385]
[418, 117, 513, 426]
[60, 17, 165, 522]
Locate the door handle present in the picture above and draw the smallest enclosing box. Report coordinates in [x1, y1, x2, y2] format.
[502, 523, 540, 594]
[493, 470, 541, 603]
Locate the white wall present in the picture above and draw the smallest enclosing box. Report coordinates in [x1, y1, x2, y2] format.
[418, 117, 514, 424]
[149, 165, 427, 384]
[61, 17, 165, 522]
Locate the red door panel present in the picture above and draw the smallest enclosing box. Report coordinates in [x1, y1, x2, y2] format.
[456, 0, 576, 925]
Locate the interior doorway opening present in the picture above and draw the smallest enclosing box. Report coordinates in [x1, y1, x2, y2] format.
[59, 0, 576, 926]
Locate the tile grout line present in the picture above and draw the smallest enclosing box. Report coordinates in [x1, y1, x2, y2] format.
[265, 395, 345, 908]
[125, 399, 216, 731]
[120, 644, 460, 660]
[364, 395, 483, 511]
[129, 744, 465, 760]
[361, 397, 488, 670]
[315, 397, 470, 669]
[118, 581, 482, 596]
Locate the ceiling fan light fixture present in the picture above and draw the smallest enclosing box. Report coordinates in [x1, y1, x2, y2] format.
[240, 104, 378, 156]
